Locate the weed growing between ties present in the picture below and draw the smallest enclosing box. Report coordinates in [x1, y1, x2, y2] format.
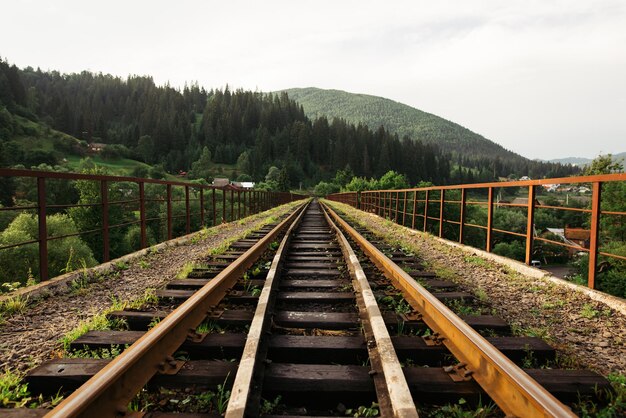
[344, 401, 380, 417]
[0, 368, 64, 409]
[59, 288, 158, 353]
[420, 397, 498, 417]
[574, 372, 626, 417]
[129, 374, 232, 414]
[60, 313, 128, 351]
[67, 344, 128, 359]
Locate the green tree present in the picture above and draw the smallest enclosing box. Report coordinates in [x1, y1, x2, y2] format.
[0, 213, 97, 284]
[378, 170, 409, 190]
[236, 151, 251, 175]
[582, 154, 623, 176]
[313, 181, 340, 197]
[189, 146, 212, 180]
[68, 167, 135, 261]
[265, 166, 281, 183]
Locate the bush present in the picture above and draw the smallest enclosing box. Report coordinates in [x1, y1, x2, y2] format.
[123, 225, 157, 252]
[313, 181, 340, 197]
[0, 213, 97, 284]
[492, 240, 525, 262]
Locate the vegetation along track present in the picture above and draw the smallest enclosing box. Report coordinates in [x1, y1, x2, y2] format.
[3, 200, 614, 417]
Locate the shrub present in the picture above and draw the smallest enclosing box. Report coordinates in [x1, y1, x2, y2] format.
[0, 213, 97, 284]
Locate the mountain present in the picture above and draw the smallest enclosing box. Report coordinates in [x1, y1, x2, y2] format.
[279, 87, 527, 164]
[547, 152, 626, 166]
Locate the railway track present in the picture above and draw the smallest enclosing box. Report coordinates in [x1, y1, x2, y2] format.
[5, 200, 612, 417]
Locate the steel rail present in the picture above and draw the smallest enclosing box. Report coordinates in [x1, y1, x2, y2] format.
[322, 202, 577, 418]
[46, 201, 308, 418]
[321, 204, 419, 418]
[225, 201, 309, 418]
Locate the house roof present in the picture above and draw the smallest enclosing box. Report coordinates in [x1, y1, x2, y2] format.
[212, 178, 230, 187]
[565, 227, 591, 241]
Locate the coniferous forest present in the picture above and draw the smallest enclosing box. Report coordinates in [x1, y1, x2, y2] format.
[0, 59, 578, 189]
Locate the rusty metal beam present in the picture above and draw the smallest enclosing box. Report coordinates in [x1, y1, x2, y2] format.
[525, 185, 536, 265]
[587, 182, 602, 289]
[322, 202, 576, 418]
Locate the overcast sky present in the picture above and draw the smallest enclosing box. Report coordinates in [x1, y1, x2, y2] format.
[2, 0, 625, 160]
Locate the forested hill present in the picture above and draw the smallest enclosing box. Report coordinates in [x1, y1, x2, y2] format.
[0, 59, 577, 188]
[0, 60, 456, 186]
[280, 87, 530, 165]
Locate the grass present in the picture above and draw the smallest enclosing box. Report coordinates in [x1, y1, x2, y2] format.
[424, 398, 497, 417]
[464, 255, 488, 267]
[177, 262, 196, 279]
[0, 369, 31, 408]
[60, 313, 127, 351]
[580, 303, 599, 319]
[59, 289, 157, 352]
[67, 344, 126, 359]
[0, 295, 29, 317]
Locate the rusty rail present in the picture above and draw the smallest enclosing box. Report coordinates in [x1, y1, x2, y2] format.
[46, 201, 308, 418]
[0, 168, 305, 283]
[322, 201, 577, 418]
[328, 173, 626, 290]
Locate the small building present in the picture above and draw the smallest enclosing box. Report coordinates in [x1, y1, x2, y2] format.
[87, 142, 106, 153]
[520, 176, 531, 181]
[212, 178, 230, 188]
[564, 227, 591, 249]
[232, 181, 255, 189]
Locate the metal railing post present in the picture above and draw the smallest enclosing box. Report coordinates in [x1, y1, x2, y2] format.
[394, 191, 399, 223]
[402, 191, 408, 226]
[459, 188, 466, 244]
[212, 188, 216, 226]
[439, 189, 445, 238]
[238, 190, 241, 220]
[230, 189, 234, 221]
[411, 191, 417, 229]
[222, 189, 226, 223]
[139, 182, 147, 249]
[37, 177, 48, 281]
[525, 185, 536, 265]
[200, 188, 205, 227]
[101, 180, 110, 261]
[166, 184, 172, 240]
[423, 190, 429, 232]
[486, 187, 494, 252]
[185, 186, 190, 234]
[588, 182, 601, 289]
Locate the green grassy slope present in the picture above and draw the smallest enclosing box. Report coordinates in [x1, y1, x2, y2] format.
[3, 114, 163, 177]
[280, 87, 527, 163]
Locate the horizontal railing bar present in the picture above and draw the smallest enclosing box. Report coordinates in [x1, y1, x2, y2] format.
[492, 228, 527, 238]
[0, 239, 39, 250]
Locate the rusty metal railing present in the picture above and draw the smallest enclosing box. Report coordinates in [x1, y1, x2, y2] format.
[327, 173, 626, 290]
[0, 168, 305, 283]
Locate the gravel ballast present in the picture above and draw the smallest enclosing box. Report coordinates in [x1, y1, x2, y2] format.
[0, 201, 302, 373]
[327, 201, 626, 376]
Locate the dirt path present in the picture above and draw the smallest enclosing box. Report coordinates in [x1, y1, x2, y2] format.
[0, 202, 300, 373]
[328, 201, 626, 376]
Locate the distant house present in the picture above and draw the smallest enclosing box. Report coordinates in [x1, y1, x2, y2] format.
[232, 181, 255, 189]
[542, 184, 560, 192]
[87, 142, 106, 153]
[564, 227, 591, 249]
[543, 227, 586, 256]
[520, 176, 531, 181]
[212, 178, 230, 188]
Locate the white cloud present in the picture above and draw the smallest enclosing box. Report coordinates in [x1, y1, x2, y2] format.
[1, 0, 625, 159]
